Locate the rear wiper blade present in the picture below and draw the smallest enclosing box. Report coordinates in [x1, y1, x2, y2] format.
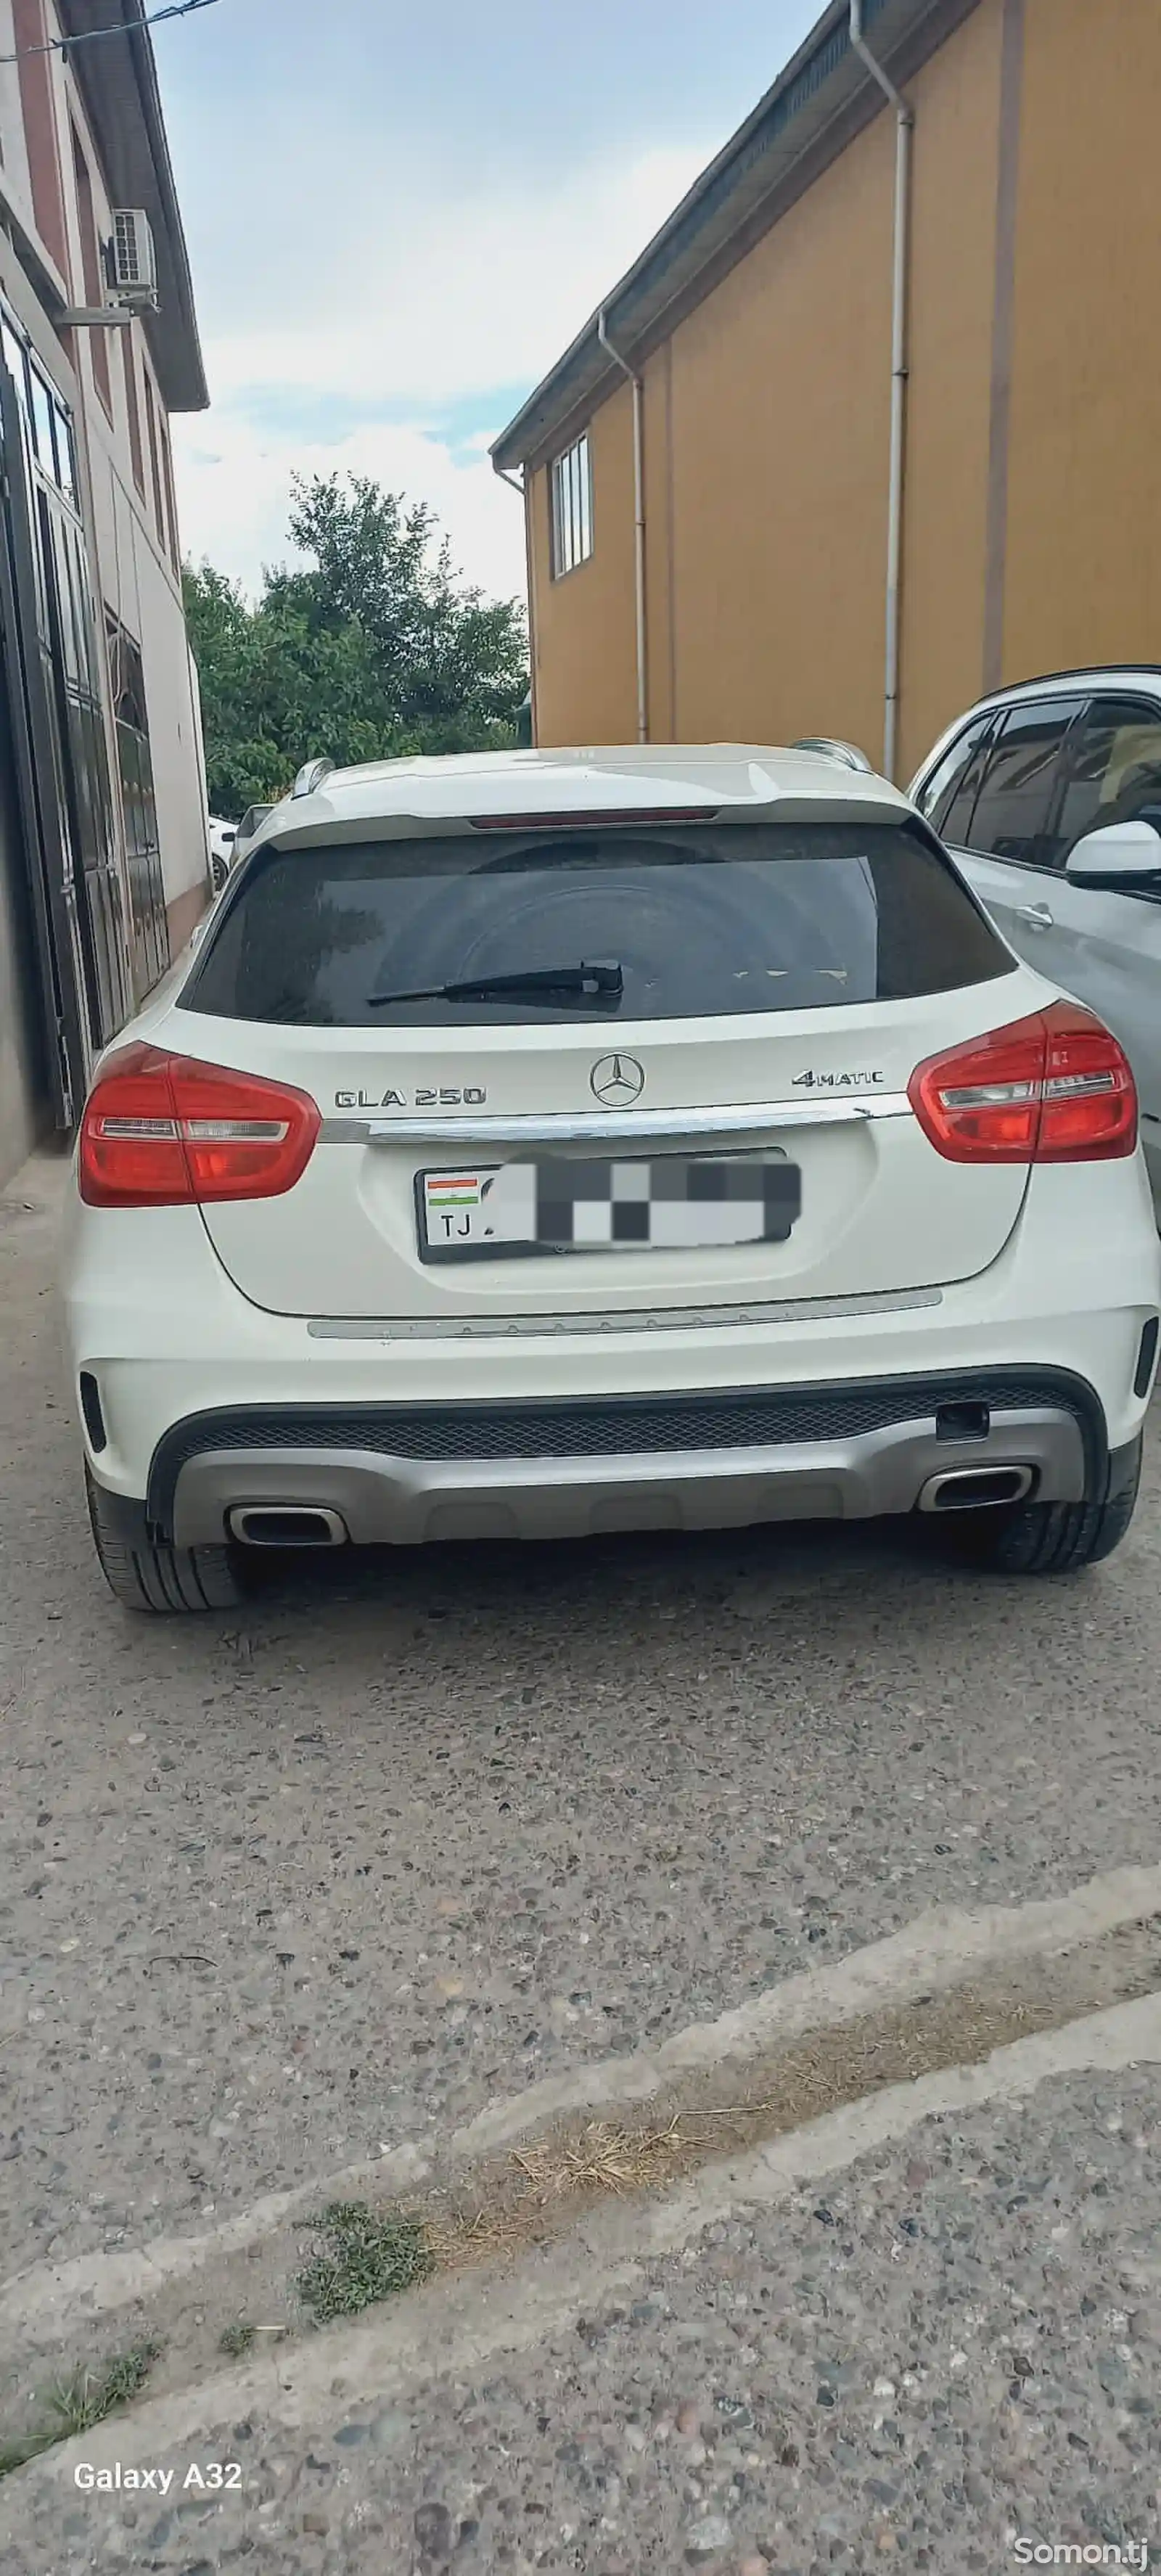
[367, 959, 624, 1007]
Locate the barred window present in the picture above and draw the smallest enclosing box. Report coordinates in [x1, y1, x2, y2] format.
[550, 432, 592, 578]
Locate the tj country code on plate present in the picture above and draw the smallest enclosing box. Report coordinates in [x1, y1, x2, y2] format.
[419, 1154, 801, 1260]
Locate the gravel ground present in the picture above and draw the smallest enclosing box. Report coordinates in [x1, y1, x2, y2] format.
[4, 2065, 1158, 2574]
[3, 1165, 1161, 2284]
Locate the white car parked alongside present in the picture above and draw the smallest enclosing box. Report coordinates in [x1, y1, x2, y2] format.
[230, 803, 275, 873]
[62, 743, 1160, 1612]
[910, 665, 1161, 1211]
[207, 817, 237, 892]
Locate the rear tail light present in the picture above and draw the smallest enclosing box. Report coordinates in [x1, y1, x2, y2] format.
[908, 1001, 1137, 1163]
[79, 1043, 321, 1207]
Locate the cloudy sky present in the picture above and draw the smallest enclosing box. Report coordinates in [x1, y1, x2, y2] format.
[155, 0, 821, 610]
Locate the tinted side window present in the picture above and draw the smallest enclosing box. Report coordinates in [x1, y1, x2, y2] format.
[965, 698, 1084, 867]
[1054, 697, 1161, 861]
[915, 713, 993, 840]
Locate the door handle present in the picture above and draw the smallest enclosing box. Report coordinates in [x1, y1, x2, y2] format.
[1015, 902, 1054, 930]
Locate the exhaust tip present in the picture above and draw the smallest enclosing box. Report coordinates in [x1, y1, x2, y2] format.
[228, 1506, 348, 1548]
[918, 1464, 1034, 1514]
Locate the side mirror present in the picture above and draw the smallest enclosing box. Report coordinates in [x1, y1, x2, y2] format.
[1065, 819, 1161, 885]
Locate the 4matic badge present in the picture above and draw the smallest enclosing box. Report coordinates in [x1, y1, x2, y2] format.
[791, 1068, 886, 1089]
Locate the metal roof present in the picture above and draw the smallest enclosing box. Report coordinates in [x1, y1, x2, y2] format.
[492, 0, 975, 472]
[60, 0, 208, 413]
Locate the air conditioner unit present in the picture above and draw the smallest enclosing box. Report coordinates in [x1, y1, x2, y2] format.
[108, 210, 158, 308]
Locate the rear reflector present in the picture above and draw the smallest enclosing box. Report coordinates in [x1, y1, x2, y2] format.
[78, 1370, 107, 1451]
[79, 1043, 321, 1207]
[468, 808, 721, 829]
[908, 1001, 1137, 1162]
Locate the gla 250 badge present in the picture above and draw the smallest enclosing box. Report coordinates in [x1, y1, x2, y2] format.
[335, 1086, 488, 1109]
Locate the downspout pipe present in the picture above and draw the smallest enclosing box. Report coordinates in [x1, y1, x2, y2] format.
[597, 308, 649, 744]
[850, 0, 913, 782]
[493, 461, 538, 747]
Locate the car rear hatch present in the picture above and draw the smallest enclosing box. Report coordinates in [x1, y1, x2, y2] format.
[171, 805, 1030, 1320]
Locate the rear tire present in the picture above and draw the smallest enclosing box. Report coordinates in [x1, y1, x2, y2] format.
[86, 1469, 247, 1615]
[942, 1437, 1141, 1575]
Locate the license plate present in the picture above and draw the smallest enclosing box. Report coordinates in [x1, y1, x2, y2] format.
[417, 1154, 801, 1261]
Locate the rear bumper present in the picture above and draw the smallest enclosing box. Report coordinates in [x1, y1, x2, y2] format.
[63, 1152, 1161, 1541]
[131, 1368, 1107, 1549]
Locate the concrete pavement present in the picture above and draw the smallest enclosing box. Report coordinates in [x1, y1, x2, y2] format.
[1, 1154, 1160, 2569]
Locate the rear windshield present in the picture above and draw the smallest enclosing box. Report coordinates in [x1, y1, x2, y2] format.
[181, 819, 1014, 1027]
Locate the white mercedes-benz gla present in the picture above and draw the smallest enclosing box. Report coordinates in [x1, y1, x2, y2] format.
[61, 743, 1160, 1612]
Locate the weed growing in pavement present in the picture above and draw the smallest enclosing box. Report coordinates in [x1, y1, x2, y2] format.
[0, 2342, 160, 2477]
[296, 2199, 434, 2324]
[218, 2321, 258, 2359]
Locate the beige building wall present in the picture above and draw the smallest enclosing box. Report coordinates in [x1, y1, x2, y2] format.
[641, 337, 674, 742]
[528, 375, 638, 747]
[525, 0, 1161, 781]
[894, 0, 1004, 778]
[1001, 0, 1161, 684]
[662, 99, 894, 763]
[528, 1, 1006, 766]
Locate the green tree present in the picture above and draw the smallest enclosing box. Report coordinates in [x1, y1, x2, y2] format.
[184, 473, 528, 817]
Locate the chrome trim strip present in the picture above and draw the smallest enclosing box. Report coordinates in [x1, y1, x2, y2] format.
[319, 1092, 913, 1147]
[307, 1287, 943, 1340]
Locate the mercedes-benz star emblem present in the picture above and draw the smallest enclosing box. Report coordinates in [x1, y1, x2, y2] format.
[590, 1053, 645, 1106]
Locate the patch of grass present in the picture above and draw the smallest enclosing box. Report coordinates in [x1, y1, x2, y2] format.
[47, 2342, 160, 2439]
[218, 2321, 257, 2359]
[0, 2435, 52, 2478]
[0, 2342, 160, 2480]
[296, 2200, 433, 2325]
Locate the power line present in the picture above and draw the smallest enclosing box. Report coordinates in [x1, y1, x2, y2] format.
[0, 0, 223, 67]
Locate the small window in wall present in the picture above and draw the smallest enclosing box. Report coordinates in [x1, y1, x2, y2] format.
[52, 398, 78, 509]
[550, 432, 593, 578]
[70, 128, 112, 416]
[107, 612, 170, 994]
[121, 331, 145, 495]
[141, 367, 165, 548]
[1, 317, 29, 406]
[2, 300, 81, 511]
[27, 363, 58, 474]
[157, 412, 181, 572]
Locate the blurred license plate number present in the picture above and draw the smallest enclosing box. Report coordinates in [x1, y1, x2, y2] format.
[418, 1155, 800, 1260]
